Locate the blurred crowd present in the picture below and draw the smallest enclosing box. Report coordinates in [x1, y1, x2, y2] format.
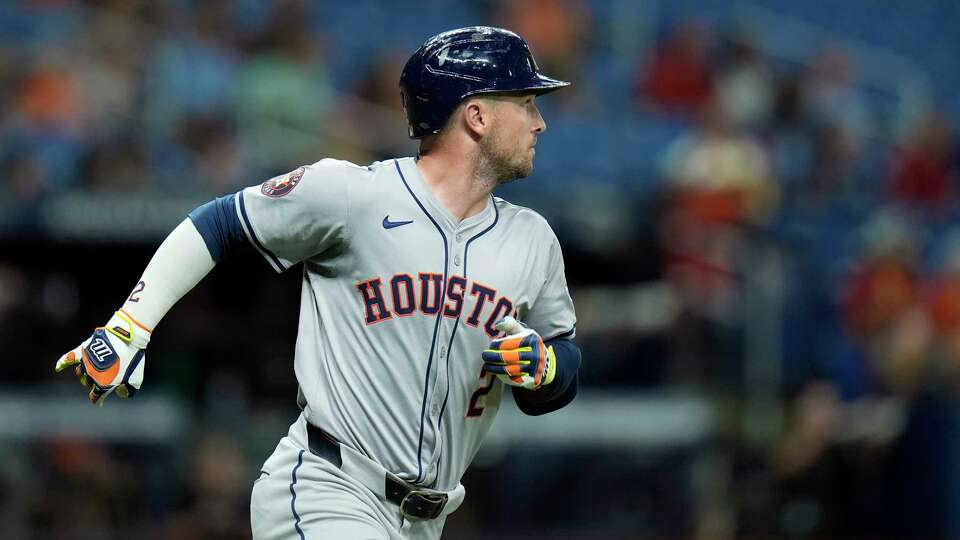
[635, 11, 960, 540]
[4, 0, 960, 538]
[636, 10, 960, 539]
[3, 1, 335, 209]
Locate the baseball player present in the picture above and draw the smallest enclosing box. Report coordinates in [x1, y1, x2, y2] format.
[55, 26, 581, 539]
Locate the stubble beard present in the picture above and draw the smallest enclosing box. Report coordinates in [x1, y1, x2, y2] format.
[476, 131, 534, 188]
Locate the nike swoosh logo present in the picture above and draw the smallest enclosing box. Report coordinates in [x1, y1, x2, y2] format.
[382, 215, 414, 229]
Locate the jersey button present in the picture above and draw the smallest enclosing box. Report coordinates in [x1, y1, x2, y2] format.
[454, 254, 461, 266]
[439, 346, 446, 358]
[456, 233, 463, 242]
[431, 403, 440, 416]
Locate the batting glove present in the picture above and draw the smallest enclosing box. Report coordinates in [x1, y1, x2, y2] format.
[481, 316, 557, 390]
[54, 309, 150, 406]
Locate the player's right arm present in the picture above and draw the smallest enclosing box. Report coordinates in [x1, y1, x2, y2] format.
[55, 162, 352, 405]
[55, 217, 216, 405]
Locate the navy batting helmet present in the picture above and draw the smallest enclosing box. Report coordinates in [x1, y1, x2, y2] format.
[399, 26, 571, 139]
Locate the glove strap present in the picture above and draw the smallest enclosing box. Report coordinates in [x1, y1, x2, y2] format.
[540, 345, 557, 388]
[105, 309, 152, 349]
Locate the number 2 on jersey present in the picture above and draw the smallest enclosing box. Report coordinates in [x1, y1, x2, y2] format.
[466, 366, 495, 418]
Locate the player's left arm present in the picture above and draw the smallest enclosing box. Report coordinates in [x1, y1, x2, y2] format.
[483, 223, 580, 415]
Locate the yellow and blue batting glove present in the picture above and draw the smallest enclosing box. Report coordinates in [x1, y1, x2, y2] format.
[54, 309, 151, 406]
[481, 316, 556, 390]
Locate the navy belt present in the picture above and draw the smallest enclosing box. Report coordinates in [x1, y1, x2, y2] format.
[305, 422, 448, 521]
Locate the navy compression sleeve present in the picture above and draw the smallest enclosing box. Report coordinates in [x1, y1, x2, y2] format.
[512, 337, 581, 416]
[187, 194, 249, 262]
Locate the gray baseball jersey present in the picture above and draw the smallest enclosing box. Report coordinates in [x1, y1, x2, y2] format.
[238, 156, 576, 490]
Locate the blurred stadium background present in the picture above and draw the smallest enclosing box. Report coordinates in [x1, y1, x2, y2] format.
[4, 0, 960, 538]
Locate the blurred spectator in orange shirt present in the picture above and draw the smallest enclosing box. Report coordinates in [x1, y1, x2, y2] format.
[843, 211, 918, 336]
[923, 230, 960, 380]
[497, 0, 590, 77]
[18, 69, 76, 128]
[656, 97, 777, 386]
[661, 98, 777, 226]
[841, 209, 933, 396]
[7, 60, 86, 198]
[659, 98, 776, 321]
[495, 0, 592, 109]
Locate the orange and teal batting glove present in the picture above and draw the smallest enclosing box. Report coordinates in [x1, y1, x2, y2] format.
[55, 309, 151, 406]
[481, 316, 556, 390]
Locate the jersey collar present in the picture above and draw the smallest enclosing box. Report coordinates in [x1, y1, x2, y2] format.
[397, 157, 495, 233]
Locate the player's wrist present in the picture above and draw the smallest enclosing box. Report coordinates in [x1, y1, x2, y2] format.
[105, 309, 152, 350]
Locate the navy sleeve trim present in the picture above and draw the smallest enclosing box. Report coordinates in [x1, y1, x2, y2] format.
[187, 194, 249, 262]
[236, 191, 286, 272]
[513, 337, 581, 416]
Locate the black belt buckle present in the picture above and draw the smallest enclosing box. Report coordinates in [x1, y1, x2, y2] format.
[399, 489, 448, 521]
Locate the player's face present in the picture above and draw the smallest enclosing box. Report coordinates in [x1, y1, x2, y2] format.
[480, 94, 546, 184]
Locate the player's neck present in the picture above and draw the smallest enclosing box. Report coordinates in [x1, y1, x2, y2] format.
[416, 150, 493, 223]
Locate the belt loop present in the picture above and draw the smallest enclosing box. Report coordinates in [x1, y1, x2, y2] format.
[306, 422, 342, 468]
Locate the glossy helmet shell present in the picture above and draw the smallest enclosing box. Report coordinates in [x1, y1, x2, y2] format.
[399, 26, 570, 138]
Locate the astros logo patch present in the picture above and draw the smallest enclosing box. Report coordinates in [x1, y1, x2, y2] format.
[261, 166, 306, 198]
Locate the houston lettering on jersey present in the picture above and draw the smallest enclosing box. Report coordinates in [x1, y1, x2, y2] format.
[356, 273, 513, 337]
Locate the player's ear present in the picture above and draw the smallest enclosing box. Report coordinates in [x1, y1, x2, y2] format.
[462, 98, 494, 139]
